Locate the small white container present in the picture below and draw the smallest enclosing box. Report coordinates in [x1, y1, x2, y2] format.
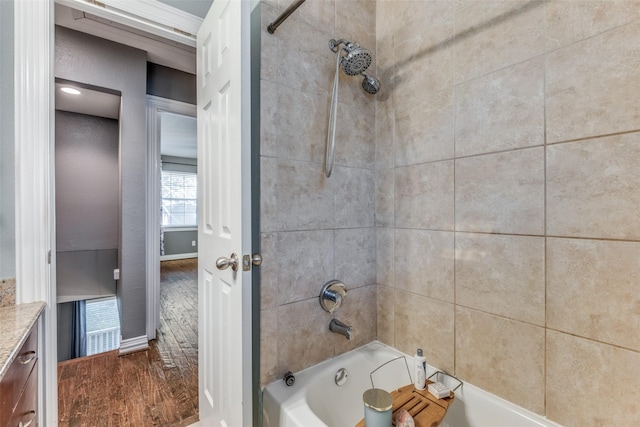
[414, 348, 426, 390]
[363, 388, 392, 427]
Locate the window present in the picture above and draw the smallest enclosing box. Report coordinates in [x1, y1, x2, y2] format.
[162, 170, 197, 226]
[86, 296, 120, 356]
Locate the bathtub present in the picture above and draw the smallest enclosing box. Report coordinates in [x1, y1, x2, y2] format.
[262, 341, 564, 427]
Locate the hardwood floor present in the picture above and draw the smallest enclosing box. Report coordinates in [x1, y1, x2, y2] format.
[58, 258, 199, 426]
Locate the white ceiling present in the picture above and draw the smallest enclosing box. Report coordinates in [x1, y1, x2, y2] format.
[55, 82, 121, 120]
[156, 0, 214, 19]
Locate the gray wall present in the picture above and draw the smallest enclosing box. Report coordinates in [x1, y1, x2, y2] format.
[55, 111, 118, 302]
[147, 63, 196, 105]
[55, 26, 147, 340]
[163, 230, 197, 256]
[0, 0, 15, 279]
[57, 302, 73, 362]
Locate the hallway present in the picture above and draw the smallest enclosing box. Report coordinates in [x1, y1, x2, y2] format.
[58, 258, 198, 426]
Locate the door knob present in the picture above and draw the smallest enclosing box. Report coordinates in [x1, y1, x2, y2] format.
[242, 253, 263, 271]
[216, 253, 239, 272]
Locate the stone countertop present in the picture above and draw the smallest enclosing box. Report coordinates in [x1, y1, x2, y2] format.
[0, 301, 46, 381]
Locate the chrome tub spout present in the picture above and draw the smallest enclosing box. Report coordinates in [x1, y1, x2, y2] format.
[329, 319, 352, 340]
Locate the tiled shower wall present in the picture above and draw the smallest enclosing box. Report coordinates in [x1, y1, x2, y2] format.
[259, 0, 378, 387]
[375, 1, 640, 426]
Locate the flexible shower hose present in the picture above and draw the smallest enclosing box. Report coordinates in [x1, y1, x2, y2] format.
[325, 48, 343, 178]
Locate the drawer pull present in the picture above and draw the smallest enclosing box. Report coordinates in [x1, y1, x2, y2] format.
[17, 410, 36, 427]
[17, 351, 36, 365]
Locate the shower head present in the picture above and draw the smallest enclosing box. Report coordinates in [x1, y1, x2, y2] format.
[328, 39, 373, 76]
[361, 73, 380, 94]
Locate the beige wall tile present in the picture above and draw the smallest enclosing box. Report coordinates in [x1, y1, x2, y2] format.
[276, 230, 334, 305]
[454, 0, 544, 83]
[375, 104, 395, 170]
[547, 133, 640, 240]
[282, 0, 336, 33]
[393, 1, 455, 47]
[276, 159, 334, 230]
[276, 11, 334, 95]
[334, 167, 375, 228]
[277, 298, 334, 374]
[260, 80, 277, 157]
[377, 285, 394, 346]
[395, 291, 455, 373]
[455, 147, 544, 235]
[336, 0, 376, 64]
[395, 14, 455, 98]
[276, 84, 329, 163]
[395, 160, 454, 230]
[395, 88, 454, 166]
[547, 238, 640, 351]
[376, 228, 394, 287]
[334, 228, 377, 288]
[547, 330, 640, 427]
[455, 233, 545, 326]
[545, 0, 640, 51]
[260, 308, 279, 387]
[395, 229, 454, 302]
[454, 57, 544, 157]
[546, 22, 640, 143]
[260, 157, 277, 232]
[335, 100, 376, 169]
[260, 233, 278, 310]
[456, 307, 545, 414]
[375, 168, 394, 227]
[334, 285, 377, 355]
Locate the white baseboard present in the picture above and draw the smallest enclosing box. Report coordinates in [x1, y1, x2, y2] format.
[119, 335, 149, 355]
[160, 252, 198, 261]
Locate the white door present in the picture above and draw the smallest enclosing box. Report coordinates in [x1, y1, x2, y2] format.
[197, 0, 252, 425]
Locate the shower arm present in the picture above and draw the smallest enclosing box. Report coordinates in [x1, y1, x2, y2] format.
[329, 39, 351, 53]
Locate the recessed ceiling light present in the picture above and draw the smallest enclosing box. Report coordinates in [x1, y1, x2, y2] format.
[61, 87, 81, 95]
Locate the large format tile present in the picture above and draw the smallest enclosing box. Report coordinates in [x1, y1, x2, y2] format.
[454, 0, 545, 83]
[455, 233, 545, 325]
[277, 298, 334, 374]
[455, 147, 544, 235]
[376, 228, 394, 287]
[456, 307, 545, 414]
[259, 232, 278, 310]
[547, 133, 640, 240]
[260, 80, 278, 157]
[547, 238, 640, 351]
[545, 0, 640, 51]
[393, 0, 455, 47]
[334, 100, 376, 169]
[334, 167, 375, 229]
[395, 291, 454, 373]
[547, 330, 640, 427]
[276, 84, 329, 163]
[375, 104, 395, 170]
[260, 308, 278, 386]
[546, 22, 640, 143]
[395, 88, 454, 166]
[454, 57, 544, 157]
[375, 168, 394, 228]
[334, 228, 377, 288]
[395, 229, 454, 302]
[260, 156, 278, 232]
[276, 230, 334, 305]
[276, 159, 334, 231]
[395, 160, 454, 230]
[377, 285, 395, 346]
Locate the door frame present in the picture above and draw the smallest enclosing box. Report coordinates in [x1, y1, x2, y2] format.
[146, 95, 197, 341]
[14, 1, 257, 425]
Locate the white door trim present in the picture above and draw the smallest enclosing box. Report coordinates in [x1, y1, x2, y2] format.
[145, 95, 196, 341]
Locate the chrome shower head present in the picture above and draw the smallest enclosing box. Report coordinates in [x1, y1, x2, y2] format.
[340, 43, 372, 76]
[361, 73, 380, 94]
[328, 39, 372, 76]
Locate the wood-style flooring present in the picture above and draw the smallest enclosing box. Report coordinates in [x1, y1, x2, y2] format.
[58, 258, 199, 426]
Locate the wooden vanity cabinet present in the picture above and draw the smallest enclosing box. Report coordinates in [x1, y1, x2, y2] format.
[0, 326, 38, 427]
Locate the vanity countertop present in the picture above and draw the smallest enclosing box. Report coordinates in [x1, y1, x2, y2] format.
[0, 301, 46, 381]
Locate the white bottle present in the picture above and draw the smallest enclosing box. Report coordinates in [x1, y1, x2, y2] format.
[414, 348, 426, 390]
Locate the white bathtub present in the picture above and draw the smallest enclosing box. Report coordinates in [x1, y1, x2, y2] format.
[262, 341, 564, 427]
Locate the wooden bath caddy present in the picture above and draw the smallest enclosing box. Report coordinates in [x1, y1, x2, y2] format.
[355, 382, 454, 427]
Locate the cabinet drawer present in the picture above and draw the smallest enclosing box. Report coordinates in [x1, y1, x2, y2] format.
[8, 361, 37, 427]
[0, 327, 38, 427]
